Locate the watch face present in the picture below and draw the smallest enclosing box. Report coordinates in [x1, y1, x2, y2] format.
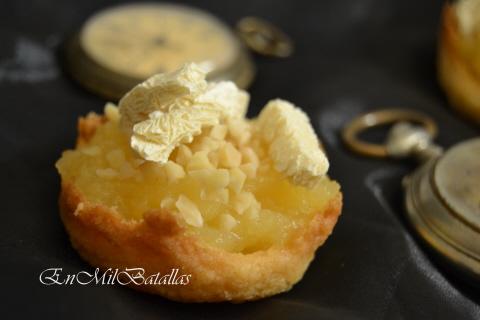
[80, 3, 240, 79]
[434, 138, 480, 230]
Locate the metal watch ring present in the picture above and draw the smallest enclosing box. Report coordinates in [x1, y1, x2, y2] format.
[342, 109, 438, 158]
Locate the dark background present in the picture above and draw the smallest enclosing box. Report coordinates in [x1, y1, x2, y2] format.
[1, 0, 479, 319]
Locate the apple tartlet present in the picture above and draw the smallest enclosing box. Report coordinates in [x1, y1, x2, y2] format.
[56, 63, 342, 302]
[439, 0, 480, 123]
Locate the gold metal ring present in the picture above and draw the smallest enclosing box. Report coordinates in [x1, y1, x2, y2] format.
[342, 109, 438, 158]
[236, 17, 293, 58]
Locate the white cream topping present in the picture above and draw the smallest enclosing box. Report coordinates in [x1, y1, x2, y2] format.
[117, 63, 330, 188]
[119, 63, 249, 163]
[256, 99, 329, 187]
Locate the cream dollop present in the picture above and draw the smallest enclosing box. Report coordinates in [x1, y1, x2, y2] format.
[256, 99, 329, 187]
[119, 63, 249, 163]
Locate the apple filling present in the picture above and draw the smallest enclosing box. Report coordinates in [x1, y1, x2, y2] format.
[56, 110, 339, 253]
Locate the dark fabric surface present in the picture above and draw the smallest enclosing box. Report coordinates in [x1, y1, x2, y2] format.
[1, 0, 479, 319]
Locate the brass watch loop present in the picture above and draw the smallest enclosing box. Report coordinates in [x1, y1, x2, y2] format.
[236, 17, 293, 58]
[342, 109, 438, 158]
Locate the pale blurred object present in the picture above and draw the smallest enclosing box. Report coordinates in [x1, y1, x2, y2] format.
[454, 0, 480, 35]
[64, 2, 255, 99]
[81, 3, 238, 78]
[236, 17, 293, 58]
[438, 0, 480, 124]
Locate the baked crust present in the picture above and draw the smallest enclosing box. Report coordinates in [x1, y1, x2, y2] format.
[58, 113, 342, 302]
[438, 4, 480, 123]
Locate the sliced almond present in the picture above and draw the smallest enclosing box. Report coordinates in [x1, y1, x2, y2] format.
[175, 145, 192, 167]
[161, 197, 175, 210]
[189, 168, 229, 189]
[201, 187, 229, 204]
[209, 124, 228, 140]
[245, 202, 261, 220]
[218, 142, 242, 169]
[240, 147, 259, 166]
[240, 162, 258, 179]
[208, 150, 220, 168]
[227, 118, 251, 146]
[175, 195, 203, 227]
[104, 102, 120, 123]
[187, 151, 214, 171]
[218, 213, 237, 231]
[164, 161, 186, 183]
[232, 191, 256, 215]
[191, 136, 221, 153]
[229, 168, 246, 194]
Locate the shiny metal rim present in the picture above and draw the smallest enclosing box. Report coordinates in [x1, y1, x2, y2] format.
[342, 109, 438, 158]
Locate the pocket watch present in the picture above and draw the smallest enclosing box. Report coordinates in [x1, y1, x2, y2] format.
[63, 2, 293, 100]
[342, 109, 480, 282]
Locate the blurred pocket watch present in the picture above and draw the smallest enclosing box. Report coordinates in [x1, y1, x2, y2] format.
[343, 109, 480, 283]
[63, 2, 293, 100]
